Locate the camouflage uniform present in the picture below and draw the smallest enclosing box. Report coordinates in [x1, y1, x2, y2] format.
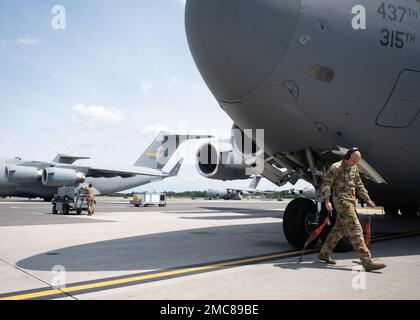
[320, 161, 372, 264]
[84, 187, 95, 215]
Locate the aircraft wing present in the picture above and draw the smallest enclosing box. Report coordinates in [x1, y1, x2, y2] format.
[226, 187, 257, 193]
[15, 161, 56, 169]
[53, 154, 90, 164]
[9, 161, 165, 179]
[84, 167, 164, 179]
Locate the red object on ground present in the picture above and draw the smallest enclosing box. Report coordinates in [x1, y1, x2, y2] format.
[365, 216, 372, 247]
[305, 216, 330, 249]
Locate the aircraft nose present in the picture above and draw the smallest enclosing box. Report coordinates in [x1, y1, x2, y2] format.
[185, 0, 301, 101]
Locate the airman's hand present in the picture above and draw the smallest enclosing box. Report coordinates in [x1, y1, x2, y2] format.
[367, 200, 376, 208]
[325, 201, 333, 212]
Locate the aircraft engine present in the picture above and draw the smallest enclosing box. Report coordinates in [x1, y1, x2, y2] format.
[196, 124, 263, 181]
[42, 168, 86, 187]
[196, 142, 251, 180]
[5, 166, 43, 184]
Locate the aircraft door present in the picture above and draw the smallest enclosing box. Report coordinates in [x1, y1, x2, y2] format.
[376, 69, 420, 128]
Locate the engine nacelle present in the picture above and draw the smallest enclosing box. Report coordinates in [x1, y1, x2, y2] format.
[42, 167, 86, 187]
[196, 124, 265, 181]
[196, 142, 251, 180]
[5, 166, 42, 184]
[231, 123, 262, 157]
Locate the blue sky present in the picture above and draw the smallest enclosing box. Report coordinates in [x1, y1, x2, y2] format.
[0, 0, 309, 192]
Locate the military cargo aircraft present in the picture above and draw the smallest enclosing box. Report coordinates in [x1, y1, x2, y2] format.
[185, 0, 420, 250]
[204, 176, 263, 200]
[0, 132, 209, 201]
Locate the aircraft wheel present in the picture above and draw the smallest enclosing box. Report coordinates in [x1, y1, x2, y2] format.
[318, 205, 353, 253]
[63, 204, 70, 215]
[282, 198, 320, 249]
[384, 206, 400, 216]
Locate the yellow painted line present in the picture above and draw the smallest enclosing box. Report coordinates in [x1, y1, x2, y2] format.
[0, 248, 318, 301]
[371, 230, 420, 242]
[2, 230, 420, 300]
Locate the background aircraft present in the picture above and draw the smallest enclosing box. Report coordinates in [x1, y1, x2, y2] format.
[204, 176, 262, 200]
[185, 0, 420, 249]
[0, 132, 209, 201]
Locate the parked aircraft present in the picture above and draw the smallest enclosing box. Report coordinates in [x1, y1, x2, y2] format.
[0, 132, 209, 201]
[204, 176, 262, 200]
[185, 0, 420, 250]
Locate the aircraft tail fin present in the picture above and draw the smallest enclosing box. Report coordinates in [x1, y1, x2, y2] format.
[134, 131, 212, 170]
[249, 176, 262, 190]
[53, 154, 90, 164]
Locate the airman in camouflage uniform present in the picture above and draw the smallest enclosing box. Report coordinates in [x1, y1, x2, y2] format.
[318, 148, 386, 271]
[84, 184, 95, 216]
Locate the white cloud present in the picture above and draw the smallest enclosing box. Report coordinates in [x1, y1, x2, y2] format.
[140, 81, 154, 93]
[166, 75, 180, 88]
[71, 103, 124, 130]
[16, 36, 39, 46]
[140, 123, 171, 137]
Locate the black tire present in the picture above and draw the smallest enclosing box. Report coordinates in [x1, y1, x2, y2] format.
[63, 204, 70, 215]
[282, 198, 320, 249]
[318, 204, 354, 253]
[44, 197, 53, 202]
[384, 206, 400, 216]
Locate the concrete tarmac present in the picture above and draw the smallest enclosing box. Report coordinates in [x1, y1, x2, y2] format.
[0, 198, 419, 300]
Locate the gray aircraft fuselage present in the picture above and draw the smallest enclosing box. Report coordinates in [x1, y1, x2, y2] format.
[186, 0, 420, 207]
[204, 188, 244, 200]
[0, 158, 162, 199]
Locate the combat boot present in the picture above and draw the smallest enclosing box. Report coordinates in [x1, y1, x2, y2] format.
[362, 260, 386, 271]
[318, 252, 337, 265]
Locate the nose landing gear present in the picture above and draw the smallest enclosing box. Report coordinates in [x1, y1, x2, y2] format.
[283, 198, 320, 249]
[283, 198, 354, 252]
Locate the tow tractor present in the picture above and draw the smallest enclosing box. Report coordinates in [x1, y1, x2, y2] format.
[52, 186, 95, 215]
[130, 192, 166, 207]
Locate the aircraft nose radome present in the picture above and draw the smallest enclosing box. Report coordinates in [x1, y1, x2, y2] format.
[186, 0, 301, 102]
